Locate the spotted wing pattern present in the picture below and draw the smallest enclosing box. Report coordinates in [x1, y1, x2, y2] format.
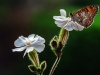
[70, 5, 99, 28]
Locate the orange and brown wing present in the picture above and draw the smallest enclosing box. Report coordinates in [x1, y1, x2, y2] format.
[70, 5, 99, 28]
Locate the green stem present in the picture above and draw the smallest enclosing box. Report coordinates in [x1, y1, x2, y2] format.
[49, 28, 69, 75]
[49, 56, 61, 75]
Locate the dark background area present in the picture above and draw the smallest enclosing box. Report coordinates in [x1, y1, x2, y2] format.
[0, 0, 100, 75]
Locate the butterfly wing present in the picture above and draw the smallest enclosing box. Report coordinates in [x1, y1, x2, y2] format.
[70, 5, 99, 28]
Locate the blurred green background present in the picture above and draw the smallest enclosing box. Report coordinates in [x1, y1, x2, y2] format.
[0, 0, 100, 75]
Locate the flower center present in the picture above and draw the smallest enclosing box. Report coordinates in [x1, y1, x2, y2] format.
[27, 42, 31, 46]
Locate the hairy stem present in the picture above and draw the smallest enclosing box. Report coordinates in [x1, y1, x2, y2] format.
[49, 56, 61, 75]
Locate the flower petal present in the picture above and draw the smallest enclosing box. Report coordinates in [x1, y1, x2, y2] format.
[32, 35, 45, 45]
[53, 16, 67, 21]
[64, 21, 84, 31]
[26, 47, 34, 53]
[73, 22, 84, 31]
[33, 44, 45, 53]
[55, 20, 67, 27]
[60, 9, 66, 17]
[64, 21, 75, 31]
[28, 34, 35, 42]
[23, 47, 34, 57]
[53, 17, 71, 28]
[14, 36, 27, 47]
[12, 46, 26, 52]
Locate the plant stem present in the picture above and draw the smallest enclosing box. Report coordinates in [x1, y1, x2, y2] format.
[49, 28, 68, 75]
[49, 56, 61, 75]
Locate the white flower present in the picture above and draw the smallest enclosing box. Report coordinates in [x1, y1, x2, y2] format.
[53, 9, 84, 31]
[12, 34, 45, 57]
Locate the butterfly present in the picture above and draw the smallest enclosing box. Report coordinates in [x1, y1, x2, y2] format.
[69, 5, 99, 28]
